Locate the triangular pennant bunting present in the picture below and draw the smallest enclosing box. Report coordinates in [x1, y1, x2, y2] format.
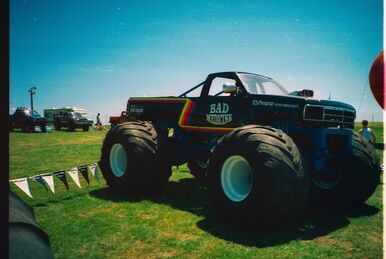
[54, 170, 69, 190]
[12, 178, 33, 198]
[78, 165, 90, 185]
[31, 175, 48, 191]
[67, 167, 81, 188]
[41, 174, 55, 193]
[88, 163, 99, 182]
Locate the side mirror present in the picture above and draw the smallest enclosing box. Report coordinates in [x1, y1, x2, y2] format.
[223, 83, 237, 94]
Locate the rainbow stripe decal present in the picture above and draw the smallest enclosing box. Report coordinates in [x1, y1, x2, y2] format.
[129, 98, 235, 133]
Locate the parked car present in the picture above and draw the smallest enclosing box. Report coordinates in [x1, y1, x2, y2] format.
[9, 107, 47, 133]
[54, 111, 91, 131]
[109, 111, 128, 129]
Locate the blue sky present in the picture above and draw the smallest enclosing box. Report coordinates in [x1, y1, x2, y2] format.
[10, 0, 383, 123]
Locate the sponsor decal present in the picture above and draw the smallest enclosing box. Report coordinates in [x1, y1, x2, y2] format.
[206, 103, 233, 125]
[129, 104, 144, 113]
[252, 100, 299, 109]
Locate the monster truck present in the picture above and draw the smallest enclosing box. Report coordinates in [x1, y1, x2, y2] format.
[109, 111, 128, 129]
[99, 72, 380, 225]
[9, 107, 47, 133]
[54, 111, 90, 131]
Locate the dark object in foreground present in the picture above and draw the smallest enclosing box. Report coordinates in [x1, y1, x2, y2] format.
[100, 71, 381, 226]
[9, 191, 53, 259]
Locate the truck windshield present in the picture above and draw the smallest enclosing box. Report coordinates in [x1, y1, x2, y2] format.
[32, 111, 41, 117]
[67, 112, 76, 118]
[238, 73, 289, 96]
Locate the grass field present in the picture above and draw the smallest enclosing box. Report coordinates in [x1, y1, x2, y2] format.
[9, 123, 383, 258]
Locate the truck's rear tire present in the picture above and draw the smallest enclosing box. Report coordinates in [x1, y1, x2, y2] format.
[41, 124, 47, 133]
[83, 126, 89, 132]
[99, 121, 171, 194]
[208, 125, 310, 226]
[9, 191, 53, 259]
[22, 124, 34, 133]
[188, 158, 208, 182]
[310, 131, 381, 206]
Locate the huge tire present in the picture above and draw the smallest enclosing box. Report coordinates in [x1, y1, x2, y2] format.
[9, 191, 53, 259]
[188, 158, 209, 181]
[99, 121, 171, 194]
[310, 131, 381, 206]
[208, 125, 310, 225]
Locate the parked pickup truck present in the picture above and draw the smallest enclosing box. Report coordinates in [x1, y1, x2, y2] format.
[10, 107, 47, 133]
[109, 111, 128, 129]
[54, 111, 91, 131]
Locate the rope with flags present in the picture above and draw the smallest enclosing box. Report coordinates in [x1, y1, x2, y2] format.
[9, 162, 100, 198]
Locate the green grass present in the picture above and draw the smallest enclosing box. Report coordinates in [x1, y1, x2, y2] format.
[9, 124, 383, 258]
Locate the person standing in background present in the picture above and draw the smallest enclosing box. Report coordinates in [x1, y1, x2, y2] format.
[96, 113, 106, 131]
[359, 119, 376, 143]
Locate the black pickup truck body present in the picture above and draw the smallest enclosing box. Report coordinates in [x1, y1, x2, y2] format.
[54, 111, 90, 131]
[9, 107, 47, 133]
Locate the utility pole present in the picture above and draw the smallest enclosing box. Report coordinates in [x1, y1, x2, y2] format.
[28, 87, 37, 111]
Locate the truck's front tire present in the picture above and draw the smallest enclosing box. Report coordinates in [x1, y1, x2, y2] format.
[82, 126, 89, 132]
[22, 123, 34, 133]
[54, 123, 61, 131]
[188, 158, 209, 182]
[99, 121, 171, 194]
[68, 123, 76, 132]
[208, 125, 310, 226]
[311, 131, 380, 206]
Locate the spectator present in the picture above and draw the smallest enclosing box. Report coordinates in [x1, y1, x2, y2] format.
[95, 113, 106, 131]
[359, 119, 376, 143]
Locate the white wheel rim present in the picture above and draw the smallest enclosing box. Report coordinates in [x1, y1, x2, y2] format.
[313, 173, 340, 190]
[109, 143, 127, 178]
[221, 155, 253, 202]
[312, 165, 341, 190]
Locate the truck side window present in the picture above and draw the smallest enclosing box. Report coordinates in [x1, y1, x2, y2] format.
[185, 85, 203, 97]
[208, 78, 237, 97]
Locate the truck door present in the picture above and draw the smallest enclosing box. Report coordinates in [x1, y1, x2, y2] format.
[62, 112, 68, 126]
[191, 76, 247, 133]
[14, 109, 26, 127]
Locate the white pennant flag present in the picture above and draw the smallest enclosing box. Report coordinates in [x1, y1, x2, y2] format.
[67, 167, 81, 188]
[41, 174, 55, 193]
[88, 163, 99, 182]
[12, 178, 33, 198]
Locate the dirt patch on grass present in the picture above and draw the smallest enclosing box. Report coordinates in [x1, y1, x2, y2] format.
[366, 232, 382, 244]
[122, 242, 183, 258]
[311, 236, 353, 251]
[339, 240, 353, 250]
[312, 236, 336, 247]
[78, 204, 121, 218]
